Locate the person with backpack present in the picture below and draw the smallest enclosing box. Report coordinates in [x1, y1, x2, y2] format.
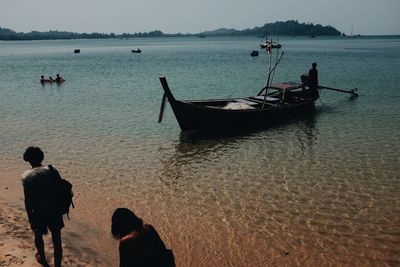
[22, 146, 71, 267]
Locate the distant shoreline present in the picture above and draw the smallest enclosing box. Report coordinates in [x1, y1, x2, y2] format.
[1, 34, 399, 42]
[1, 20, 342, 41]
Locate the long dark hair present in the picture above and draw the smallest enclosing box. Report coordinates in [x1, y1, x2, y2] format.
[111, 208, 144, 239]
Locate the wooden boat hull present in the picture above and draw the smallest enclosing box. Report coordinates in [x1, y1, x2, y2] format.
[170, 99, 315, 131]
[159, 77, 317, 132]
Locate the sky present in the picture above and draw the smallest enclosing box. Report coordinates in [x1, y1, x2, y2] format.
[1, 0, 399, 35]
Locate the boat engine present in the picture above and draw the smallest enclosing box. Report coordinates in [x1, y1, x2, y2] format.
[301, 74, 309, 85]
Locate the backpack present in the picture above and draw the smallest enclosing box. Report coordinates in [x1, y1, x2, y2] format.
[48, 165, 75, 219]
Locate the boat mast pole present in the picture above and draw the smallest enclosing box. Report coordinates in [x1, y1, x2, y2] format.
[262, 40, 273, 99]
[269, 36, 280, 88]
[261, 51, 284, 108]
[257, 38, 273, 97]
[268, 38, 272, 78]
[257, 51, 284, 96]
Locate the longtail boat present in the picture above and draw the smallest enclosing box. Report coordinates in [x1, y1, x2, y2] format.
[158, 42, 358, 132]
[158, 76, 319, 132]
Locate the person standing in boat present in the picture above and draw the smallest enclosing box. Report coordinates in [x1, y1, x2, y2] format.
[308, 63, 319, 98]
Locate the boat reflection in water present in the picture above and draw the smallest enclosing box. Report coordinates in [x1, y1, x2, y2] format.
[158, 109, 320, 186]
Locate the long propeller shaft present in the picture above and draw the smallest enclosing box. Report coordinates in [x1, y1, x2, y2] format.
[318, 85, 358, 97]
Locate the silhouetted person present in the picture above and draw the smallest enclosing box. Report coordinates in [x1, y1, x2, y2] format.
[22, 147, 64, 267]
[55, 74, 64, 83]
[40, 75, 52, 83]
[112, 208, 175, 267]
[308, 62, 319, 98]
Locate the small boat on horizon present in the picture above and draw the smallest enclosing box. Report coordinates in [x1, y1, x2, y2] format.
[260, 34, 282, 50]
[251, 50, 259, 57]
[131, 49, 142, 53]
[74, 49, 80, 54]
[347, 25, 362, 38]
[260, 42, 282, 49]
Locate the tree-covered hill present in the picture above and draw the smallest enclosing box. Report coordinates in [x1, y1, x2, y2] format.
[202, 20, 341, 36]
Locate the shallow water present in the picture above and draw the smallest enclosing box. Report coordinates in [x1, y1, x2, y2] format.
[1, 36, 399, 266]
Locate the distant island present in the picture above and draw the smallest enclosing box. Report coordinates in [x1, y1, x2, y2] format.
[0, 20, 340, 41]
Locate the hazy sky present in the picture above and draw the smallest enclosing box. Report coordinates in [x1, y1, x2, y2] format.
[1, 0, 399, 35]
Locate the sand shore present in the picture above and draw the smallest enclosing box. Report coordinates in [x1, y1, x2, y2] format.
[0, 157, 112, 267]
[2, 154, 399, 266]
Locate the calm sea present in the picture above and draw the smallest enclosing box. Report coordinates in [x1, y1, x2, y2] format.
[1, 36, 399, 266]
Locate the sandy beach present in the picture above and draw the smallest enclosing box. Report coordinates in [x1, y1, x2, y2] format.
[0, 157, 112, 267]
[2, 154, 399, 267]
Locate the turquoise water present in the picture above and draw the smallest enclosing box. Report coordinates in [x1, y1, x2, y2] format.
[1, 36, 399, 266]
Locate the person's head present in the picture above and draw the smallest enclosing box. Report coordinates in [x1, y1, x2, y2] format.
[41, 75, 44, 79]
[56, 74, 60, 77]
[312, 62, 317, 68]
[111, 208, 143, 239]
[49, 76, 53, 79]
[23, 146, 44, 167]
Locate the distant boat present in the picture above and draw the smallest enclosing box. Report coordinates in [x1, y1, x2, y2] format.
[260, 42, 282, 49]
[260, 35, 282, 49]
[251, 50, 259, 57]
[348, 25, 361, 38]
[74, 49, 80, 54]
[131, 49, 142, 53]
